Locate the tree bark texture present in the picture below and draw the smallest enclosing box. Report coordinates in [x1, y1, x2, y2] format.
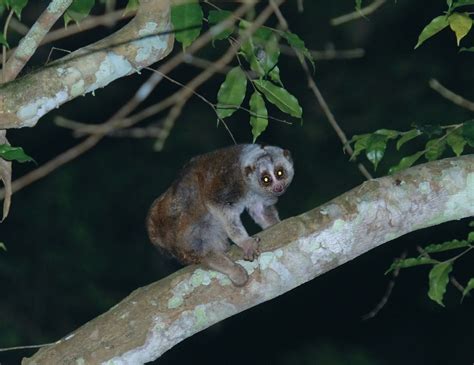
[22, 155, 474, 365]
[0, 0, 174, 129]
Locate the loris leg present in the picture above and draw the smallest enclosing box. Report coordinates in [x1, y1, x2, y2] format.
[207, 204, 260, 261]
[248, 203, 280, 229]
[202, 251, 249, 286]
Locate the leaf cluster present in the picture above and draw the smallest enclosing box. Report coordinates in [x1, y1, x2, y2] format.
[349, 121, 474, 173]
[416, 0, 474, 49]
[170, 2, 313, 142]
[386, 225, 474, 306]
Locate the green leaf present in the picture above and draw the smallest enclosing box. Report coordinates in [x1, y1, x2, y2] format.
[281, 31, 315, 70]
[460, 46, 474, 52]
[9, 0, 28, 18]
[65, 0, 95, 26]
[216, 67, 247, 120]
[208, 10, 233, 41]
[413, 123, 443, 137]
[386, 256, 438, 275]
[253, 80, 302, 118]
[424, 239, 470, 253]
[397, 129, 421, 150]
[124, 0, 139, 15]
[453, 0, 474, 9]
[171, 1, 203, 49]
[249, 91, 268, 143]
[446, 128, 466, 156]
[239, 23, 281, 77]
[365, 134, 388, 170]
[415, 15, 450, 49]
[428, 261, 453, 306]
[389, 151, 424, 174]
[268, 65, 282, 85]
[355, 0, 362, 11]
[0, 32, 8, 48]
[468, 232, 474, 242]
[374, 129, 400, 139]
[0, 144, 34, 163]
[0, 242, 6, 251]
[448, 12, 472, 45]
[424, 138, 446, 161]
[462, 120, 474, 146]
[462, 278, 474, 299]
[349, 134, 371, 161]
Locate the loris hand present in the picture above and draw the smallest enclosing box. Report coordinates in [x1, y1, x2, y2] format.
[238, 237, 260, 261]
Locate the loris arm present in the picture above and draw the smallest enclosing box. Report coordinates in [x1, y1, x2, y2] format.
[248, 203, 280, 230]
[207, 204, 260, 261]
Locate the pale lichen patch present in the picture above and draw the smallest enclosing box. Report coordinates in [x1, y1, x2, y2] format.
[48, 0, 71, 13]
[193, 305, 208, 329]
[87, 53, 133, 92]
[17, 89, 69, 127]
[71, 80, 85, 98]
[445, 172, 474, 218]
[134, 22, 170, 63]
[418, 181, 431, 194]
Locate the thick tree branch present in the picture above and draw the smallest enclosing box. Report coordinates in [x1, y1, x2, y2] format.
[0, 0, 174, 129]
[4, 0, 74, 82]
[22, 156, 474, 365]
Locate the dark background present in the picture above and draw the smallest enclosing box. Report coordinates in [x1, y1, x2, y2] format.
[1, 1, 473, 364]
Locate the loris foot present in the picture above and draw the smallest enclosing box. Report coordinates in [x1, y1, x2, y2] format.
[228, 264, 249, 286]
[239, 237, 260, 261]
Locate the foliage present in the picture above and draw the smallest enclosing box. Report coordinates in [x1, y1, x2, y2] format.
[170, 3, 310, 142]
[349, 121, 474, 173]
[0, 144, 34, 163]
[386, 224, 474, 306]
[415, 0, 474, 48]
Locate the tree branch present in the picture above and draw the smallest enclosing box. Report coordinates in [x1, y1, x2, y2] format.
[22, 155, 474, 364]
[0, 0, 174, 129]
[4, 0, 74, 82]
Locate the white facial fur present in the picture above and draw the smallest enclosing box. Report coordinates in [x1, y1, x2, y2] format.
[241, 144, 294, 198]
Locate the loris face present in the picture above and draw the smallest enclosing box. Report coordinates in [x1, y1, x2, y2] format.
[243, 145, 294, 198]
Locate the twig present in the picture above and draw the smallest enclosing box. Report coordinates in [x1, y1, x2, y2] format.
[107, 125, 164, 138]
[270, 0, 373, 180]
[279, 44, 365, 60]
[2, 9, 14, 83]
[8, 17, 30, 35]
[0, 342, 54, 353]
[429, 78, 474, 112]
[362, 251, 407, 320]
[330, 0, 387, 26]
[4, 0, 74, 81]
[297, 0, 304, 12]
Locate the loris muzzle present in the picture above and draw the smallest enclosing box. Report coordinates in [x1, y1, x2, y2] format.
[146, 144, 294, 286]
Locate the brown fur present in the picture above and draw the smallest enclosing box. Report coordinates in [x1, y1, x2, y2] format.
[146, 144, 293, 286]
[147, 145, 245, 264]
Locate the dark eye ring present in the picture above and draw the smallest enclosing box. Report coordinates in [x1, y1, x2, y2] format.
[276, 169, 285, 179]
[261, 175, 272, 185]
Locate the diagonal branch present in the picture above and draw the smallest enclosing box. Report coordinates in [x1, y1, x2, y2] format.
[4, 0, 74, 82]
[22, 156, 474, 364]
[0, 0, 174, 129]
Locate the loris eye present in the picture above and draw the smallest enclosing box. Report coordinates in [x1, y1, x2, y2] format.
[275, 169, 285, 179]
[261, 175, 272, 186]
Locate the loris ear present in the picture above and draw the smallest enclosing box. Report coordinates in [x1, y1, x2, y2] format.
[244, 165, 255, 176]
[283, 149, 292, 160]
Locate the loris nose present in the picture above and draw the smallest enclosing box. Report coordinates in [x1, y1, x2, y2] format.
[273, 184, 284, 193]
